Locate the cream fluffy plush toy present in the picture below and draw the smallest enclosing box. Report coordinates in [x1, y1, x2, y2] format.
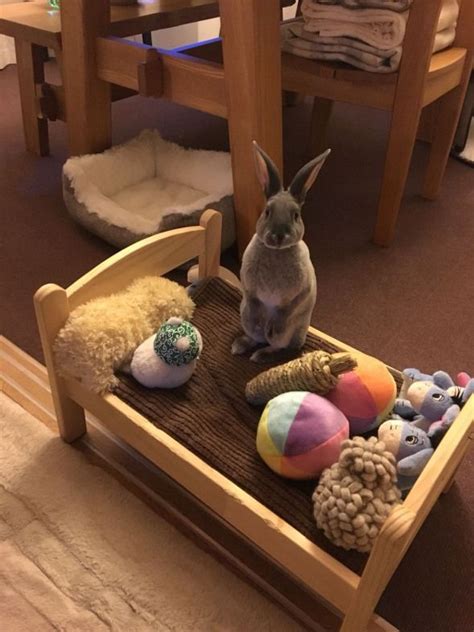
[131, 317, 203, 388]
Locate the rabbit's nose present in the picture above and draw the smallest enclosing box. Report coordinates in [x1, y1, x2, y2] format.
[272, 232, 287, 245]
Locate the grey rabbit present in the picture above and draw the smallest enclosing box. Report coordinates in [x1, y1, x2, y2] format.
[232, 141, 330, 363]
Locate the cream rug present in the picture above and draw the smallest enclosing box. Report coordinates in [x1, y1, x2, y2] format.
[0, 393, 302, 631]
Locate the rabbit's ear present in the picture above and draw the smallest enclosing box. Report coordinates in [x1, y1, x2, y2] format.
[253, 141, 282, 199]
[289, 148, 331, 204]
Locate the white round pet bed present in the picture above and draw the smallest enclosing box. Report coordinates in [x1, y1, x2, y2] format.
[63, 130, 235, 249]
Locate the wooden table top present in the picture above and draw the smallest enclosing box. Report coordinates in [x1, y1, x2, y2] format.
[0, 1, 297, 49]
[0, 0, 222, 48]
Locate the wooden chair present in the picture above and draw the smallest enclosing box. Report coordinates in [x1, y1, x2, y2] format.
[282, 0, 474, 245]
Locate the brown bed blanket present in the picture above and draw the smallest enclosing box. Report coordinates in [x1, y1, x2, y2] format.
[116, 277, 400, 573]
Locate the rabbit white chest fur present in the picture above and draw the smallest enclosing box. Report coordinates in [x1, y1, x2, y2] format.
[241, 236, 316, 308]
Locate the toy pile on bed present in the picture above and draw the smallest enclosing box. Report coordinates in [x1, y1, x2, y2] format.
[246, 349, 473, 552]
[52, 275, 473, 554]
[281, 0, 459, 73]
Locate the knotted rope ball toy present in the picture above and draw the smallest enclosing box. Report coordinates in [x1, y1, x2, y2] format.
[246, 350, 357, 406]
[312, 436, 402, 552]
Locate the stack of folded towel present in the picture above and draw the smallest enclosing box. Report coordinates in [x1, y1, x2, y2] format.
[282, 0, 459, 73]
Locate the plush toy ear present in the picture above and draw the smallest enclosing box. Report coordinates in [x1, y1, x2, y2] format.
[252, 141, 282, 199]
[433, 371, 455, 390]
[397, 448, 434, 477]
[428, 404, 459, 447]
[289, 148, 331, 204]
[403, 368, 429, 382]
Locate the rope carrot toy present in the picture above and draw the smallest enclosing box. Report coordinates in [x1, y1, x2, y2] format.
[245, 350, 357, 405]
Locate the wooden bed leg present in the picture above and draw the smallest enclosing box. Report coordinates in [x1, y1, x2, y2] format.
[340, 506, 416, 632]
[442, 470, 456, 494]
[198, 209, 222, 279]
[34, 284, 86, 442]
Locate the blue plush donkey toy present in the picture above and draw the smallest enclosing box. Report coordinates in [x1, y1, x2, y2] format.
[378, 410, 456, 491]
[395, 369, 474, 432]
[380, 369, 474, 491]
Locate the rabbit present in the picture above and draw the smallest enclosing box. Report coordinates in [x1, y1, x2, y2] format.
[232, 141, 331, 363]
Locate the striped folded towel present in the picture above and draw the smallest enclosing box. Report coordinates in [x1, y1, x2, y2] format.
[316, 0, 412, 11]
[282, 21, 401, 72]
[282, 0, 459, 73]
[301, 0, 458, 49]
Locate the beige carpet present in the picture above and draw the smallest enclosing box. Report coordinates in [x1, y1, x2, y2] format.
[0, 393, 303, 631]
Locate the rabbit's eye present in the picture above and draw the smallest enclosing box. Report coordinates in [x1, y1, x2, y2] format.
[265, 208, 270, 218]
[294, 211, 300, 221]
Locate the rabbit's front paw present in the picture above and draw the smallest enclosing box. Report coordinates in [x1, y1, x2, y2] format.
[250, 347, 273, 363]
[251, 346, 291, 363]
[251, 346, 300, 364]
[232, 335, 258, 356]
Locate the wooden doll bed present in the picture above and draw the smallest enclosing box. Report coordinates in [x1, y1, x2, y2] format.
[34, 210, 474, 632]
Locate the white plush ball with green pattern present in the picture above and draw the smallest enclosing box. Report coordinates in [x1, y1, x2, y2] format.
[131, 317, 202, 389]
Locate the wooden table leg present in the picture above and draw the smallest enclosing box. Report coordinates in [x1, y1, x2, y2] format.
[219, 0, 283, 256]
[310, 96, 333, 158]
[61, 0, 112, 156]
[14, 40, 49, 156]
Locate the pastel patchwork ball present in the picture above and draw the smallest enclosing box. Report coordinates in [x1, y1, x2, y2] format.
[326, 350, 397, 435]
[256, 391, 350, 480]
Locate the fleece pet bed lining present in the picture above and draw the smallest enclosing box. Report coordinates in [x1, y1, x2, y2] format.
[115, 277, 403, 574]
[63, 130, 235, 249]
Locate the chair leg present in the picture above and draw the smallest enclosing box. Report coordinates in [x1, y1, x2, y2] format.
[283, 91, 305, 107]
[422, 61, 472, 200]
[220, 0, 283, 255]
[14, 40, 49, 156]
[372, 104, 422, 247]
[417, 101, 439, 143]
[61, 0, 112, 156]
[309, 97, 333, 157]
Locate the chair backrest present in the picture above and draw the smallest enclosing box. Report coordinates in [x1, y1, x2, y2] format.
[391, 0, 470, 121]
[397, 0, 444, 83]
[400, 0, 473, 78]
[453, 0, 474, 50]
